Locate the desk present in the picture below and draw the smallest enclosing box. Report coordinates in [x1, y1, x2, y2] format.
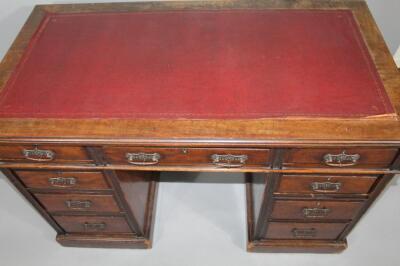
[0, 0, 399, 253]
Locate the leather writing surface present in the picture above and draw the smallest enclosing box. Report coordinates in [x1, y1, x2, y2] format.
[0, 10, 394, 118]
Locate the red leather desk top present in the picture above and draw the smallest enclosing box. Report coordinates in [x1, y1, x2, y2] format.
[0, 10, 395, 119]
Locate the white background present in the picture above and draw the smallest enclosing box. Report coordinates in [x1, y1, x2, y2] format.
[0, 1, 399, 266]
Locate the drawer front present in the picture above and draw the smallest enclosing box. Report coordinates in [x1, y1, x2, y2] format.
[34, 193, 120, 213]
[270, 200, 364, 220]
[283, 148, 397, 169]
[16, 171, 110, 190]
[53, 216, 132, 233]
[265, 222, 347, 240]
[104, 147, 271, 168]
[0, 145, 92, 164]
[276, 174, 377, 195]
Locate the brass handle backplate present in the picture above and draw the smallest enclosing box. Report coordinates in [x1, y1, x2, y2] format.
[292, 228, 317, 238]
[65, 200, 92, 210]
[303, 207, 331, 218]
[48, 177, 77, 187]
[22, 147, 55, 162]
[311, 182, 342, 192]
[211, 154, 248, 168]
[126, 152, 161, 166]
[323, 151, 360, 167]
[83, 222, 106, 231]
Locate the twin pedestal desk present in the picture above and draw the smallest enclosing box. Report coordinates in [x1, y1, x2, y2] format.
[0, 1, 399, 253]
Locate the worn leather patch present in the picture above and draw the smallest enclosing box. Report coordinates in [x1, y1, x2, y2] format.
[0, 10, 394, 118]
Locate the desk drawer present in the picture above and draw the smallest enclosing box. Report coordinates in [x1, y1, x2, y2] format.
[270, 200, 364, 220]
[283, 148, 397, 169]
[16, 171, 110, 190]
[53, 216, 132, 233]
[104, 147, 271, 168]
[34, 193, 120, 213]
[265, 222, 347, 240]
[276, 174, 377, 195]
[0, 145, 92, 164]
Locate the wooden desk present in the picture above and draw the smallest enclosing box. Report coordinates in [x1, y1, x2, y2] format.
[0, 0, 399, 253]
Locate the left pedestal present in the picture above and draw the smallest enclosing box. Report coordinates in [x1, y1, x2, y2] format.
[2, 169, 159, 249]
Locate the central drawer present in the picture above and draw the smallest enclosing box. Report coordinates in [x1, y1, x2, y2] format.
[270, 200, 365, 220]
[103, 147, 272, 168]
[34, 193, 121, 213]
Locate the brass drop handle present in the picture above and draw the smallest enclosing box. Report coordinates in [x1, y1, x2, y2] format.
[126, 152, 161, 166]
[211, 154, 248, 168]
[323, 151, 360, 167]
[292, 228, 317, 238]
[22, 147, 55, 162]
[65, 200, 92, 210]
[83, 222, 106, 231]
[302, 207, 331, 218]
[48, 177, 77, 187]
[311, 182, 342, 192]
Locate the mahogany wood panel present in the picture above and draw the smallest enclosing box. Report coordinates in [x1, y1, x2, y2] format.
[253, 173, 280, 239]
[0, 145, 92, 164]
[265, 222, 348, 240]
[276, 174, 377, 195]
[16, 170, 110, 190]
[114, 171, 157, 235]
[143, 175, 158, 244]
[249, 173, 267, 232]
[34, 193, 120, 213]
[104, 147, 271, 167]
[283, 148, 398, 169]
[270, 200, 365, 220]
[53, 215, 132, 233]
